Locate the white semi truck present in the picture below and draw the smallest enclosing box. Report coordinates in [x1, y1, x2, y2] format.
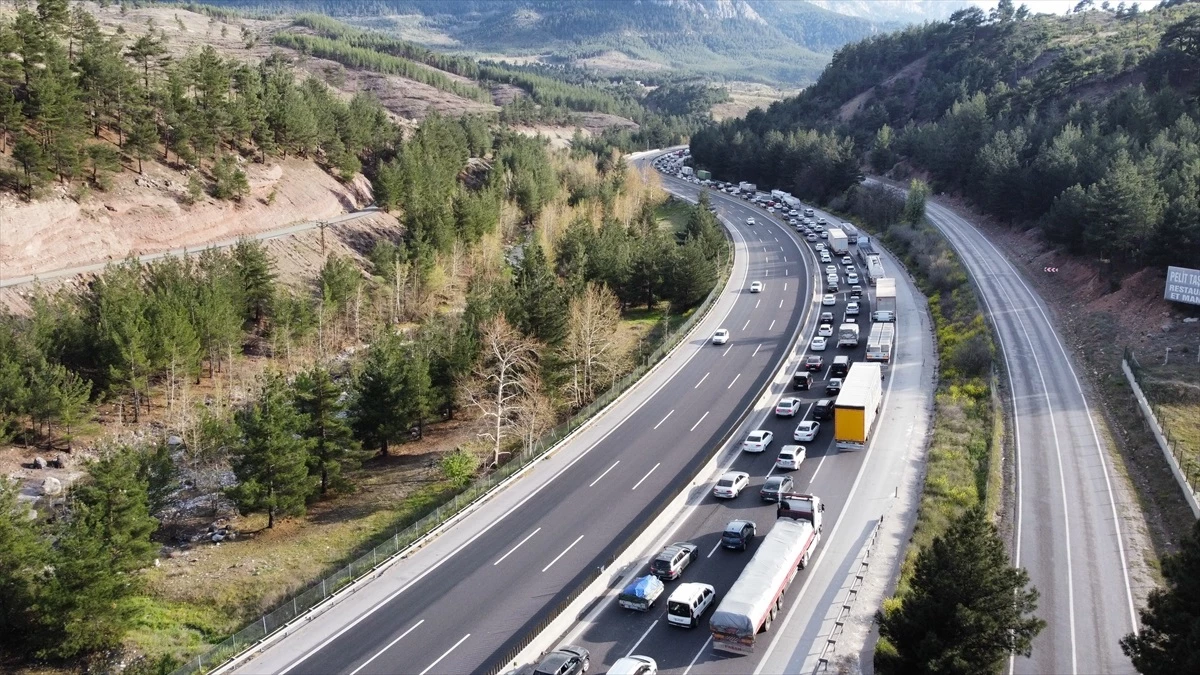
[875, 278, 896, 314]
[866, 255, 885, 285]
[709, 495, 824, 655]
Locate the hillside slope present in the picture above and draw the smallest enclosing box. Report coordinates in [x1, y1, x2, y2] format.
[691, 1, 1200, 271]
[191, 0, 952, 84]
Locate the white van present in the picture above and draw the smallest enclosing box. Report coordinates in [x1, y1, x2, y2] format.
[667, 582, 716, 628]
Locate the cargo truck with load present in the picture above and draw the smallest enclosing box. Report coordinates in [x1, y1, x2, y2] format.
[680, 166, 694, 177]
[783, 195, 801, 209]
[837, 323, 860, 348]
[618, 575, 665, 612]
[840, 223, 859, 244]
[695, 169, 711, 181]
[771, 189, 791, 203]
[865, 323, 895, 363]
[739, 181, 757, 193]
[709, 495, 824, 655]
[833, 362, 883, 451]
[827, 228, 848, 255]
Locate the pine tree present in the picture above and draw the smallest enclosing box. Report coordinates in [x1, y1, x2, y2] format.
[294, 366, 362, 495]
[666, 236, 717, 308]
[85, 143, 120, 188]
[876, 507, 1045, 674]
[125, 109, 158, 174]
[351, 334, 406, 455]
[227, 375, 312, 528]
[1121, 519, 1200, 674]
[0, 478, 47, 643]
[512, 240, 568, 345]
[232, 238, 276, 324]
[0, 85, 22, 153]
[12, 132, 45, 198]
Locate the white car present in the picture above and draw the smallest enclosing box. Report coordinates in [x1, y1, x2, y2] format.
[609, 656, 658, 675]
[841, 256, 854, 266]
[822, 294, 836, 306]
[712, 328, 730, 344]
[775, 398, 802, 417]
[815, 243, 826, 251]
[767, 207, 775, 213]
[794, 420, 820, 442]
[746, 217, 756, 226]
[713, 470, 751, 497]
[750, 281, 764, 293]
[742, 430, 774, 453]
[847, 273, 860, 285]
[776, 445, 806, 470]
[846, 301, 860, 315]
[819, 231, 829, 239]
[806, 233, 818, 242]
[818, 323, 833, 337]
[825, 265, 837, 275]
[811, 336, 828, 351]
[820, 254, 832, 263]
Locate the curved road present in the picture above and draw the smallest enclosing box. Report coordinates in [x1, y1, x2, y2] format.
[552, 171, 937, 674]
[230, 151, 812, 675]
[870, 178, 1141, 674]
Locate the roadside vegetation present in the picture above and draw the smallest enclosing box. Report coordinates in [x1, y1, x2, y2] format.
[839, 182, 1046, 670]
[691, 0, 1200, 273]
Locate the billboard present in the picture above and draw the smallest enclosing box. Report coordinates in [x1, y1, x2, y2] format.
[1165, 266, 1200, 306]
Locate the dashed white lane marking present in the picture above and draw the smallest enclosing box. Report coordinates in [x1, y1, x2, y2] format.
[742, 320, 750, 331]
[695, 372, 710, 388]
[752, 344, 762, 357]
[626, 620, 658, 658]
[631, 464, 660, 491]
[493, 528, 541, 566]
[653, 410, 674, 429]
[728, 373, 741, 389]
[690, 411, 710, 431]
[589, 462, 620, 488]
[349, 620, 425, 675]
[541, 535, 584, 572]
[418, 634, 470, 675]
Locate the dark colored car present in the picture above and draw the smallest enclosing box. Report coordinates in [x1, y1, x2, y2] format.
[651, 542, 699, 580]
[529, 645, 590, 675]
[812, 398, 834, 420]
[830, 356, 851, 378]
[721, 519, 758, 550]
[760, 475, 795, 502]
[805, 355, 824, 371]
[826, 378, 843, 395]
[793, 371, 813, 390]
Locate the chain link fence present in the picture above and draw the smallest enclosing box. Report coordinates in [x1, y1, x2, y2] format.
[173, 241, 733, 675]
[1123, 347, 1200, 515]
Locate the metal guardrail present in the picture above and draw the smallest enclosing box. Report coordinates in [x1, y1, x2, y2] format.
[174, 237, 734, 675]
[1123, 347, 1200, 515]
[816, 515, 884, 672]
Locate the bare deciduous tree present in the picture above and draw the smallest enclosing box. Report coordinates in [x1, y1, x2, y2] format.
[463, 316, 542, 467]
[561, 282, 625, 408]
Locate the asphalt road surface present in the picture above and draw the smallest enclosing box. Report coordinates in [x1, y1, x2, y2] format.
[870, 178, 1140, 674]
[232, 152, 812, 675]
[557, 170, 934, 674]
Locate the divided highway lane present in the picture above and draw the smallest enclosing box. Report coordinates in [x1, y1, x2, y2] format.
[237, 155, 812, 675]
[872, 180, 1140, 674]
[566, 178, 878, 673]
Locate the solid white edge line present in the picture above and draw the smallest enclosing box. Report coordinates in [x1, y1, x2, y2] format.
[631, 463, 661, 491]
[542, 535, 585, 573]
[348, 620, 424, 675]
[417, 634, 470, 675]
[493, 528, 542, 566]
[653, 410, 675, 430]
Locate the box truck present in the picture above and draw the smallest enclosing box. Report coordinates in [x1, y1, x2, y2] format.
[739, 182, 757, 193]
[680, 166, 694, 177]
[875, 278, 896, 314]
[833, 362, 883, 451]
[709, 495, 824, 655]
[827, 228, 849, 255]
[695, 169, 711, 181]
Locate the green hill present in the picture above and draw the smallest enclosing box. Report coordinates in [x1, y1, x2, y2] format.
[691, 0, 1200, 270]
[180, 0, 947, 84]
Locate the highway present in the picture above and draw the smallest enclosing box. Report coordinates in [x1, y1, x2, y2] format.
[230, 151, 813, 675]
[869, 178, 1141, 674]
[552, 169, 937, 674]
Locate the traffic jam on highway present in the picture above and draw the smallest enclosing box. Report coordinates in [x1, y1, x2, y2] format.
[520, 150, 899, 675]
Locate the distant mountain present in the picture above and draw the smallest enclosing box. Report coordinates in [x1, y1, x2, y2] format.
[806, 0, 971, 24]
[191, 0, 950, 84]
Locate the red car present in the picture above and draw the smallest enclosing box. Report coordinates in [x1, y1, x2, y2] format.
[805, 355, 824, 371]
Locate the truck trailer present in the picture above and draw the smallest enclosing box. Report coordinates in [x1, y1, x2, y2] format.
[827, 228, 849, 255]
[837, 323, 860, 348]
[618, 574, 665, 612]
[840, 223, 859, 244]
[680, 166, 694, 177]
[783, 195, 801, 210]
[695, 169, 712, 181]
[865, 322, 895, 363]
[866, 255, 885, 285]
[833, 362, 883, 451]
[739, 181, 757, 193]
[875, 278, 896, 314]
[856, 236, 877, 265]
[710, 495, 823, 655]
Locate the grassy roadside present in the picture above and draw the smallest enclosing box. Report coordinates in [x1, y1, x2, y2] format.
[856, 217, 1001, 601]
